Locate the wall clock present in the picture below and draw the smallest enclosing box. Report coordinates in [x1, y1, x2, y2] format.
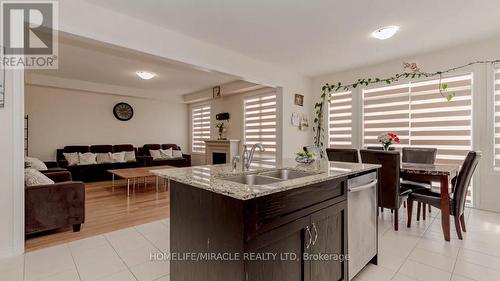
[113, 102, 134, 121]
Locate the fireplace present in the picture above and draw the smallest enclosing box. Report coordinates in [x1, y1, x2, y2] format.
[213, 152, 227, 164]
[204, 140, 241, 165]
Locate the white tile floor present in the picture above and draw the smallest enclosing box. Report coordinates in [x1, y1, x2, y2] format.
[2, 206, 500, 281]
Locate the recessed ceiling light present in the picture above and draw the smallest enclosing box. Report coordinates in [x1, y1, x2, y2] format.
[136, 71, 156, 80]
[371, 26, 400, 40]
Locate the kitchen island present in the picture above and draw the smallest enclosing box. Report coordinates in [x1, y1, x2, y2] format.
[153, 159, 380, 281]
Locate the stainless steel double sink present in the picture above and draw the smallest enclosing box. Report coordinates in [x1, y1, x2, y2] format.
[221, 169, 317, 185]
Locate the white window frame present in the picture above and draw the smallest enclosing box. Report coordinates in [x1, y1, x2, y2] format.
[190, 103, 211, 154]
[243, 90, 278, 166]
[327, 91, 353, 148]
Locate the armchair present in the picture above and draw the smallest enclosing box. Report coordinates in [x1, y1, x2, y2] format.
[25, 171, 85, 235]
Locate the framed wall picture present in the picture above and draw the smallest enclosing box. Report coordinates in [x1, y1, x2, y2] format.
[294, 94, 304, 106]
[213, 86, 221, 99]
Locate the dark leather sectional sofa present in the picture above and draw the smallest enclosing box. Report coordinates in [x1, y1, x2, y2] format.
[138, 144, 191, 167]
[56, 144, 190, 182]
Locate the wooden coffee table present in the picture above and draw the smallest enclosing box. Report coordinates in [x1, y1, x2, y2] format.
[108, 165, 174, 196]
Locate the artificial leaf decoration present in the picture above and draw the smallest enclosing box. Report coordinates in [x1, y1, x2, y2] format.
[313, 59, 500, 153]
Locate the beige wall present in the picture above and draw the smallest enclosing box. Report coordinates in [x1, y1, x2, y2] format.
[0, 69, 24, 257]
[190, 87, 310, 166]
[25, 85, 189, 160]
[190, 91, 250, 166]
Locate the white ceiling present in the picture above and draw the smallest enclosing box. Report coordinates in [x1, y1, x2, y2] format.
[28, 35, 239, 98]
[87, 0, 500, 77]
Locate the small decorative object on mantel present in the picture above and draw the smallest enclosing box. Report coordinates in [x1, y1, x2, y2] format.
[215, 121, 227, 140]
[377, 133, 400, 151]
[294, 94, 304, 106]
[295, 150, 315, 164]
[213, 86, 221, 99]
[113, 102, 134, 121]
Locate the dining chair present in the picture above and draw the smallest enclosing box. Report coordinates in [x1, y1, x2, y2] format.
[406, 151, 481, 239]
[303, 145, 321, 160]
[360, 150, 412, 231]
[402, 147, 437, 220]
[326, 148, 360, 163]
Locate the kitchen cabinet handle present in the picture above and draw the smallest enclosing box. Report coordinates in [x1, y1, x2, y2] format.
[305, 226, 313, 249]
[311, 223, 318, 246]
[348, 179, 378, 193]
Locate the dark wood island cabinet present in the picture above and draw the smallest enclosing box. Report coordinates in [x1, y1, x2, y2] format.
[152, 160, 380, 281]
[170, 177, 348, 281]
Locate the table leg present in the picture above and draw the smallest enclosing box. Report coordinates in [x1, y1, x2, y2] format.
[112, 174, 115, 193]
[156, 176, 159, 193]
[440, 175, 451, 241]
[127, 179, 130, 197]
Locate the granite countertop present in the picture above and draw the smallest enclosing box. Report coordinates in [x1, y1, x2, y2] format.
[151, 159, 380, 200]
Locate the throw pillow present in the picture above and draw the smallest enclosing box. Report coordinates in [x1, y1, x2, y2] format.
[160, 148, 173, 159]
[63, 152, 79, 166]
[172, 150, 183, 159]
[124, 151, 136, 162]
[110, 152, 126, 163]
[25, 156, 48, 171]
[25, 168, 54, 187]
[78, 152, 97, 165]
[150, 149, 162, 160]
[96, 153, 113, 164]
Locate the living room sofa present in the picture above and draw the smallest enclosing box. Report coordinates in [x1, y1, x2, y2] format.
[138, 144, 191, 167]
[56, 144, 142, 182]
[25, 171, 85, 235]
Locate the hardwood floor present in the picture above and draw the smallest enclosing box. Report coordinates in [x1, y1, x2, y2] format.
[25, 178, 170, 252]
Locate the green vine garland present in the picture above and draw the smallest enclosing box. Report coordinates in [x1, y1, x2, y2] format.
[313, 60, 500, 157]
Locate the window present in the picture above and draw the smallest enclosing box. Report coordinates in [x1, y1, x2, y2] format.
[244, 93, 277, 166]
[363, 74, 473, 165]
[495, 68, 500, 168]
[409, 74, 472, 165]
[363, 74, 473, 204]
[363, 84, 410, 148]
[191, 104, 211, 153]
[328, 91, 353, 148]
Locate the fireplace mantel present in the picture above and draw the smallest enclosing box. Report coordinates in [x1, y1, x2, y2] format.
[204, 140, 240, 165]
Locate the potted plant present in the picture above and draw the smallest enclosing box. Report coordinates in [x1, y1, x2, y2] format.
[295, 150, 315, 164]
[215, 122, 227, 140]
[377, 133, 400, 150]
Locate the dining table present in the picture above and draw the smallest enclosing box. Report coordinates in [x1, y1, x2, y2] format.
[400, 162, 460, 241]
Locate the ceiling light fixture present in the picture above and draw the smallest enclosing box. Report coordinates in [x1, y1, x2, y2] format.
[371, 26, 400, 40]
[136, 71, 156, 80]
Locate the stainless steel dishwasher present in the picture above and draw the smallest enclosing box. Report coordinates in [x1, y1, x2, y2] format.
[347, 172, 378, 280]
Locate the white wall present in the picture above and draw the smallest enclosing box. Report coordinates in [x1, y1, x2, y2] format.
[0, 69, 24, 257]
[57, 0, 313, 158]
[189, 88, 295, 166]
[312, 37, 500, 212]
[25, 85, 189, 160]
[3, 0, 315, 257]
